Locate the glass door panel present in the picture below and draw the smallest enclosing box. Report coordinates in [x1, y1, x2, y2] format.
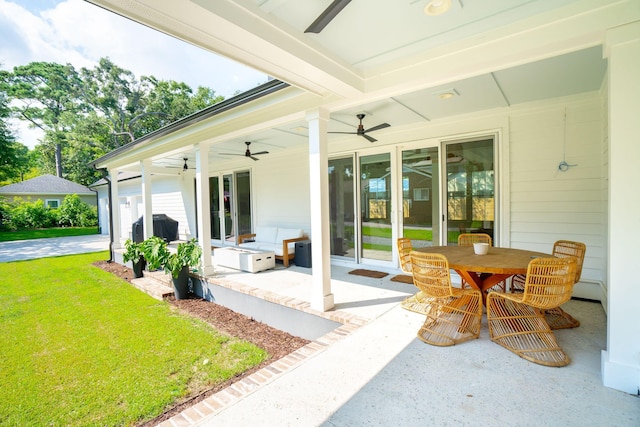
[209, 176, 221, 240]
[401, 147, 440, 248]
[360, 153, 392, 261]
[223, 174, 234, 242]
[235, 171, 252, 237]
[445, 139, 495, 245]
[329, 157, 355, 258]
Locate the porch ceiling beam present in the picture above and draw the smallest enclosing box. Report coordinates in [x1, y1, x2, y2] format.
[86, 0, 364, 98]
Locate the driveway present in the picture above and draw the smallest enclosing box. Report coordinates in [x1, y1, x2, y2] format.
[0, 234, 110, 262]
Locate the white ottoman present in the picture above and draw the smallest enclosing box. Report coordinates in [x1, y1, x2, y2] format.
[214, 247, 275, 273]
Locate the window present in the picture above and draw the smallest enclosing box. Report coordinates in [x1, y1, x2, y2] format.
[46, 199, 60, 208]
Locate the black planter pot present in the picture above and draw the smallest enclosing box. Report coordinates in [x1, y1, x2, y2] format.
[132, 258, 146, 278]
[172, 265, 190, 300]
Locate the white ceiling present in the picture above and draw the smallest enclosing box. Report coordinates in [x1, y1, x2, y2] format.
[89, 0, 619, 169]
[250, 0, 581, 70]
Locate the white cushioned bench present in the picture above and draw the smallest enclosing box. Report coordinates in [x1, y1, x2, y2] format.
[238, 226, 307, 267]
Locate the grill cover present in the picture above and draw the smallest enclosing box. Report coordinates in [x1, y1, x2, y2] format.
[132, 214, 179, 243]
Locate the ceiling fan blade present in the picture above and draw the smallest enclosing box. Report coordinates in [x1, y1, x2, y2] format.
[249, 155, 260, 161]
[251, 151, 269, 155]
[364, 123, 391, 133]
[328, 131, 357, 135]
[304, 0, 351, 33]
[218, 152, 244, 156]
[363, 134, 377, 143]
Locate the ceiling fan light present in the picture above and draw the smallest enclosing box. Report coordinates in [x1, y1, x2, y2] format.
[424, 0, 452, 16]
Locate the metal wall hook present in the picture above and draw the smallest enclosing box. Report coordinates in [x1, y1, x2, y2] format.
[558, 161, 577, 172]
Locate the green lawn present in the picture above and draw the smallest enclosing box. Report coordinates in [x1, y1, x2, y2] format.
[0, 251, 267, 426]
[0, 226, 99, 242]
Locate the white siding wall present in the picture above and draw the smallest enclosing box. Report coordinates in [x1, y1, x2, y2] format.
[250, 147, 310, 233]
[508, 93, 606, 299]
[96, 174, 195, 242]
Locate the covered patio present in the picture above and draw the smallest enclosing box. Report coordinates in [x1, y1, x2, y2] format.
[139, 263, 637, 426]
[90, 0, 640, 398]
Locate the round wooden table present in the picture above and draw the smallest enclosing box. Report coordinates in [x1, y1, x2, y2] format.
[415, 246, 550, 299]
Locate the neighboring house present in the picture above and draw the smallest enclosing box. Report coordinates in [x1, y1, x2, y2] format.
[88, 0, 639, 395]
[0, 174, 96, 208]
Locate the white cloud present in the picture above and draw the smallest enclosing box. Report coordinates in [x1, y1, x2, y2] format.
[0, 0, 269, 148]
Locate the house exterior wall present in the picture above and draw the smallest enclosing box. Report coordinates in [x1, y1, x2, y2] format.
[95, 174, 194, 241]
[508, 93, 605, 300]
[100, 93, 607, 299]
[231, 92, 607, 300]
[246, 146, 311, 233]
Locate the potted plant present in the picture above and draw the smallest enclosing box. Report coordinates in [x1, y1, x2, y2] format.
[122, 239, 146, 278]
[142, 236, 202, 300]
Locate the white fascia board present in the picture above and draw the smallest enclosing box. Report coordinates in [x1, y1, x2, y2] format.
[87, 0, 363, 98]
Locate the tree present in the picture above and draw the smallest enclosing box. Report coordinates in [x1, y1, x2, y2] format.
[3, 62, 84, 178]
[3, 58, 225, 186]
[0, 83, 17, 181]
[0, 79, 32, 183]
[79, 57, 145, 146]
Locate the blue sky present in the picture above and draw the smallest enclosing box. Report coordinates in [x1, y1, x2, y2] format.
[0, 0, 269, 148]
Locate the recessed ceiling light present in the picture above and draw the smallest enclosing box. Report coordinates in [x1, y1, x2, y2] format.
[424, 0, 452, 16]
[434, 88, 459, 100]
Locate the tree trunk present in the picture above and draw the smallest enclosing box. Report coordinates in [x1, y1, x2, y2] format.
[55, 143, 63, 177]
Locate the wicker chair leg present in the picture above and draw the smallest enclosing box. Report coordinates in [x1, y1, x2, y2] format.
[417, 292, 482, 347]
[487, 294, 570, 367]
[401, 291, 435, 315]
[544, 306, 580, 330]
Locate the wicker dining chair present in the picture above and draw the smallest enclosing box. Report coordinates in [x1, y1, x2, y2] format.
[487, 256, 578, 366]
[457, 233, 505, 291]
[511, 240, 586, 329]
[410, 252, 483, 346]
[397, 238, 434, 314]
[457, 233, 492, 247]
[397, 237, 413, 274]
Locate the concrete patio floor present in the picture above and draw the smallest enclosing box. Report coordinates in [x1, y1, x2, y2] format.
[160, 263, 639, 427]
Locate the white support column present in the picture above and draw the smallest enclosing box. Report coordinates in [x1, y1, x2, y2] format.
[307, 108, 334, 312]
[110, 168, 122, 248]
[141, 159, 153, 240]
[602, 21, 640, 395]
[195, 143, 215, 276]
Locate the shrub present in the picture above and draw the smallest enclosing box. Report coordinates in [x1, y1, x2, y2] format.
[5, 198, 57, 230]
[0, 197, 10, 231]
[58, 194, 98, 227]
[0, 195, 97, 230]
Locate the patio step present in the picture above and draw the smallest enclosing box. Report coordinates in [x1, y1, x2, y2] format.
[130, 273, 173, 300]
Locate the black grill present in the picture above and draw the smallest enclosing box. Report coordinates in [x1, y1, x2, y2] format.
[132, 214, 179, 243]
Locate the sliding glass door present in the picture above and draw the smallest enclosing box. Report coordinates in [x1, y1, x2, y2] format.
[329, 157, 356, 258]
[444, 138, 495, 245]
[360, 153, 392, 262]
[400, 146, 441, 248]
[209, 176, 221, 240]
[210, 170, 252, 244]
[328, 135, 496, 267]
